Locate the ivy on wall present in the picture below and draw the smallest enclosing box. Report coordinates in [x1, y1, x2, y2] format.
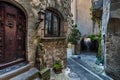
[89, 6, 104, 64]
[90, 7, 102, 29]
[88, 34, 104, 64]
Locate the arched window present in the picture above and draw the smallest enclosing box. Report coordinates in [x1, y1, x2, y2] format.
[45, 10, 61, 37]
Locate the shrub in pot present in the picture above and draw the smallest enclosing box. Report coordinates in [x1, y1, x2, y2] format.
[53, 60, 62, 74]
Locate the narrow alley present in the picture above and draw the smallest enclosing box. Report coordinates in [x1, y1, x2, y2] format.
[0, 0, 120, 80]
[67, 57, 112, 80]
[51, 55, 112, 80]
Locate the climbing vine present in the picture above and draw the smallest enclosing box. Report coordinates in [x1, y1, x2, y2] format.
[88, 33, 103, 64]
[90, 7, 102, 29]
[89, 6, 103, 64]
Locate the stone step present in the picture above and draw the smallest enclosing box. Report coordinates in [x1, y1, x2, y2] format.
[0, 64, 31, 80]
[10, 68, 41, 80]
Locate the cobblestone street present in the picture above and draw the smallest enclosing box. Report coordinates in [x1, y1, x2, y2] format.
[67, 58, 107, 80]
[51, 53, 113, 80]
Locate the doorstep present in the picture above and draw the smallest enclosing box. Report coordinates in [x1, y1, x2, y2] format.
[0, 64, 30, 80]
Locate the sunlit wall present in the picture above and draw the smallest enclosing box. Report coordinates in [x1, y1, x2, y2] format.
[71, 0, 93, 36]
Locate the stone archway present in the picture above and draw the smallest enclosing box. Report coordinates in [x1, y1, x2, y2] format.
[106, 18, 120, 79]
[0, 1, 27, 69]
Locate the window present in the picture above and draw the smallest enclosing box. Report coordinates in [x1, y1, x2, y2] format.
[45, 10, 61, 37]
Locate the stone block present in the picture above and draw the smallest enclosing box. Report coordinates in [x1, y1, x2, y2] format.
[10, 68, 40, 80]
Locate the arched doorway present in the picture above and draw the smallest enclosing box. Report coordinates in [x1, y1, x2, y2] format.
[0, 2, 26, 68]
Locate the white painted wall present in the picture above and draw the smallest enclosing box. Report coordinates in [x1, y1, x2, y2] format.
[71, 0, 93, 36]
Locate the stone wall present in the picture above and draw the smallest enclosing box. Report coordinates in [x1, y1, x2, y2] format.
[41, 39, 66, 67]
[102, 0, 120, 79]
[106, 18, 120, 79]
[110, 0, 120, 19]
[106, 34, 120, 79]
[0, 0, 71, 68]
[37, 0, 72, 68]
[0, 1, 72, 79]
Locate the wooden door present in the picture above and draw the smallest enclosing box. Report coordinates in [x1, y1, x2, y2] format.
[0, 6, 5, 63]
[5, 4, 17, 62]
[0, 2, 26, 66]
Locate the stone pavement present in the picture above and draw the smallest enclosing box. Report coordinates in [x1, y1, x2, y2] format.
[75, 52, 104, 74]
[50, 52, 113, 80]
[50, 68, 80, 80]
[50, 69, 68, 80]
[72, 52, 113, 80]
[51, 58, 113, 80]
[67, 58, 103, 80]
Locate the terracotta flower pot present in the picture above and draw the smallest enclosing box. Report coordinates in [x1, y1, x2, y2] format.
[53, 68, 62, 74]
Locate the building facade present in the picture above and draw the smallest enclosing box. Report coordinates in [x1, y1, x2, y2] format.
[0, 0, 72, 79]
[71, 0, 102, 53]
[102, 0, 120, 79]
[38, 0, 72, 67]
[71, 0, 102, 36]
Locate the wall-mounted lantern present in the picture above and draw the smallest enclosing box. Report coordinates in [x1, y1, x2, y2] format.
[38, 8, 45, 22]
[35, 8, 45, 30]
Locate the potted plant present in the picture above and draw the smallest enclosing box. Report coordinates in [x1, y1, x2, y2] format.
[53, 60, 62, 74]
[68, 20, 81, 54]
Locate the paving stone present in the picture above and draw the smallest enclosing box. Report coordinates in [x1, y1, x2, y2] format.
[10, 68, 40, 80]
[0, 62, 27, 75]
[72, 52, 113, 80]
[50, 69, 68, 80]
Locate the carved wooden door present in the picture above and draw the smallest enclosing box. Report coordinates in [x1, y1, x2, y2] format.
[5, 4, 18, 62]
[0, 2, 26, 65]
[0, 6, 5, 63]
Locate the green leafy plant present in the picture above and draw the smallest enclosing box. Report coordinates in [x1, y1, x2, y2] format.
[68, 20, 81, 45]
[53, 60, 62, 69]
[53, 60, 63, 74]
[89, 6, 101, 29]
[88, 34, 103, 63]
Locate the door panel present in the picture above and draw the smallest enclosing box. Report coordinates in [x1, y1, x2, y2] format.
[0, 2, 26, 65]
[5, 12, 17, 62]
[16, 11, 26, 59]
[0, 6, 5, 63]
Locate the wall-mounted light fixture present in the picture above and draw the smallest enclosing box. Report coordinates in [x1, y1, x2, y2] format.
[38, 8, 45, 22]
[35, 8, 45, 30]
